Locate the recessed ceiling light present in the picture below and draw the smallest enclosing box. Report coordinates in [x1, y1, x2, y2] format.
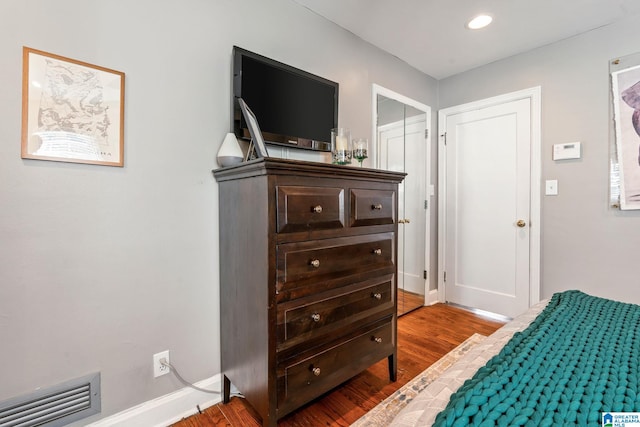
[467, 14, 493, 30]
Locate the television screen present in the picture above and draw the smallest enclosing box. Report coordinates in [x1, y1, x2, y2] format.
[233, 47, 338, 152]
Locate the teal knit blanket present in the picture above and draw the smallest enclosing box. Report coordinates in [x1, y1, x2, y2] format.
[433, 291, 640, 427]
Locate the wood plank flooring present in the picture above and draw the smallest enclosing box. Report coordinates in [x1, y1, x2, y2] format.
[398, 289, 426, 316]
[171, 304, 505, 427]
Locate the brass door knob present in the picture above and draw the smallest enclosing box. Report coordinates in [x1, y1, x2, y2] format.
[516, 220, 527, 228]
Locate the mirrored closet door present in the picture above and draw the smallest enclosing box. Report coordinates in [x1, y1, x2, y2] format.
[375, 87, 430, 316]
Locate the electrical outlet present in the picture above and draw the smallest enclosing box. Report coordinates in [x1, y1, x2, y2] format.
[153, 350, 170, 378]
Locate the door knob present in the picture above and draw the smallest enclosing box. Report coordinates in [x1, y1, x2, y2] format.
[516, 220, 527, 228]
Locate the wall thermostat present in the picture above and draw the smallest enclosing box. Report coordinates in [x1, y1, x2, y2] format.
[553, 142, 581, 160]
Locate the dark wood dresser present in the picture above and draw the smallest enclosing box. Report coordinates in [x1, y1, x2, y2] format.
[213, 158, 405, 427]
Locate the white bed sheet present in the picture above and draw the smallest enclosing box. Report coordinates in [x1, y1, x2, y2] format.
[389, 300, 549, 427]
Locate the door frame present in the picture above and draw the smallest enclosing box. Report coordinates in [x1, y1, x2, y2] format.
[372, 84, 433, 305]
[437, 86, 541, 309]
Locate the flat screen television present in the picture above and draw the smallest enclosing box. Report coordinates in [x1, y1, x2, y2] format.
[232, 46, 338, 152]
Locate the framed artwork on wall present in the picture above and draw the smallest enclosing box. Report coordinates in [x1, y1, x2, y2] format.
[610, 54, 640, 210]
[21, 47, 125, 167]
[611, 54, 640, 210]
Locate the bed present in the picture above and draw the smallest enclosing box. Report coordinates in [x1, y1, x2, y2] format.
[389, 290, 640, 426]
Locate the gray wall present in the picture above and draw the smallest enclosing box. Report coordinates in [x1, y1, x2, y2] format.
[6, 0, 636, 422]
[438, 16, 640, 303]
[0, 0, 437, 422]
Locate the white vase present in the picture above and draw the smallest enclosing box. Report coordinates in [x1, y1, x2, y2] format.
[217, 133, 244, 167]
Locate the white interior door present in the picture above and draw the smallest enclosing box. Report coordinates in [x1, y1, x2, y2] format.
[438, 88, 541, 318]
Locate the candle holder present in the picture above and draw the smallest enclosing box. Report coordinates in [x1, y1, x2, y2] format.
[353, 138, 368, 167]
[331, 128, 352, 165]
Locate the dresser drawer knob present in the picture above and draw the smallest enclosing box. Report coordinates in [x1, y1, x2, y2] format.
[372, 203, 383, 210]
[312, 205, 323, 213]
[372, 293, 382, 300]
[311, 313, 321, 322]
[373, 248, 382, 255]
[310, 259, 320, 268]
[311, 366, 321, 376]
[372, 336, 383, 344]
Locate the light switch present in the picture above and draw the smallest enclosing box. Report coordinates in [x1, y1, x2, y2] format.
[545, 180, 558, 196]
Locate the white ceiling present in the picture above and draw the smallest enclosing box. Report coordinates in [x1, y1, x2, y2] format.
[292, 0, 640, 79]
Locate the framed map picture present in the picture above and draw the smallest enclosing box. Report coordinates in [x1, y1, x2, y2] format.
[21, 47, 125, 167]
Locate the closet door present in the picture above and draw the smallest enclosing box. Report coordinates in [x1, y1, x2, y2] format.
[376, 90, 430, 315]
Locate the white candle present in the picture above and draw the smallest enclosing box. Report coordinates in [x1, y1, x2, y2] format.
[336, 135, 348, 151]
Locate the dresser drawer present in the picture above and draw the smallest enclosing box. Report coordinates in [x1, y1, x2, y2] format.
[277, 318, 393, 412]
[276, 278, 393, 349]
[350, 188, 396, 227]
[276, 186, 345, 233]
[276, 233, 394, 300]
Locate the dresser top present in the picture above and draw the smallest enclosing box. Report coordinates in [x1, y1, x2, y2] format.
[213, 157, 406, 183]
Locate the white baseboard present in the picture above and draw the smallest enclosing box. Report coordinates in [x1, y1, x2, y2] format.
[425, 289, 440, 305]
[87, 374, 222, 427]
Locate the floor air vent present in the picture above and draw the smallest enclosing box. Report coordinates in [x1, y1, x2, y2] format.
[0, 372, 100, 427]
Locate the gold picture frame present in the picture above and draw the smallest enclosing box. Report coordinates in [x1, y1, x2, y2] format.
[21, 47, 125, 167]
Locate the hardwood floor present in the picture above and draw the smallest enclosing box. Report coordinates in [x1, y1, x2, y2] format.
[398, 288, 425, 316]
[171, 304, 505, 427]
